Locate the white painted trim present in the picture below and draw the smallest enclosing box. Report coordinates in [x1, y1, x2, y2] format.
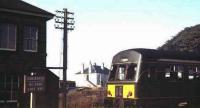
[113, 62, 138, 65]
[6, 100, 18, 103]
[24, 50, 38, 52]
[158, 59, 200, 64]
[0, 48, 16, 51]
[135, 54, 142, 82]
[0, 100, 18, 103]
[30, 93, 33, 108]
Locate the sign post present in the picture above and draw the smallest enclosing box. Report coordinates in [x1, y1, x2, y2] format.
[24, 75, 45, 93]
[30, 93, 36, 108]
[24, 74, 45, 108]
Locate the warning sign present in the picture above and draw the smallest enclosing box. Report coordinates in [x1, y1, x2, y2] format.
[24, 75, 45, 93]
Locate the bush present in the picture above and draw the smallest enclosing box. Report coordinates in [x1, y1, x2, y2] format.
[66, 88, 105, 108]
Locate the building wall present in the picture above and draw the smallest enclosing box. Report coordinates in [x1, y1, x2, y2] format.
[89, 73, 98, 85]
[75, 74, 91, 87]
[0, 11, 58, 108]
[0, 12, 47, 68]
[76, 72, 108, 88]
[89, 73, 109, 87]
[76, 63, 109, 88]
[35, 70, 59, 108]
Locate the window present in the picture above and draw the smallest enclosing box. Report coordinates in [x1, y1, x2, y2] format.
[0, 23, 16, 50]
[126, 64, 137, 80]
[109, 65, 117, 81]
[139, 66, 154, 81]
[196, 67, 200, 79]
[165, 71, 171, 78]
[141, 64, 181, 81]
[108, 64, 137, 81]
[164, 65, 178, 80]
[24, 26, 38, 51]
[118, 65, 126, 80]
[0, 73, 19, 100]
[188, 66, 197, 80]
[165, 66, 173, 78]
[86, 75, 89, 80]
[177, 65, 184, 79]
[97, 74, 101, 85]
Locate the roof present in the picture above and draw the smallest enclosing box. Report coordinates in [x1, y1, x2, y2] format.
[112, 48, 200, 63]
[93, 65, 109, 74]
[76, 68, 89, 74]
[0, 0, 54, 20]
[76, 64, 109, 75]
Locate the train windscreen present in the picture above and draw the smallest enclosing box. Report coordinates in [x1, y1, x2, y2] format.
[108, 63, 137, 81]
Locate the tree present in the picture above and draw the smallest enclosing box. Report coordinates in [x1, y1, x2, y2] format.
[158, 24, 200, 53]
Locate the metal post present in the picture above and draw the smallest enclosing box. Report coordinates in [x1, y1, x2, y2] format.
[55, 8, 75, 108]
[30, 93, 32, 108]
[30, 93, 36, 108]
[63, 8, 68, 108]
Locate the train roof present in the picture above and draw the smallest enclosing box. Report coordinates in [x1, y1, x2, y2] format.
[112, 48, 200, 63]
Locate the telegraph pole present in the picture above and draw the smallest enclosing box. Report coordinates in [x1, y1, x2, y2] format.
[55, 8, 75, 108]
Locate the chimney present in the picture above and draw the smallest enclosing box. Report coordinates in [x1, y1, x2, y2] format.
[89, 61, 92, 73]
[101, 63, 105, 70]
[82, 63, 85, 73]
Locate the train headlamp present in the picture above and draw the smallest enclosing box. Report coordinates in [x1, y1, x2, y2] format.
[121, 58, 128, 62]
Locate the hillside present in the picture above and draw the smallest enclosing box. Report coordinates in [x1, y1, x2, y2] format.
[158, 24, 200, 53]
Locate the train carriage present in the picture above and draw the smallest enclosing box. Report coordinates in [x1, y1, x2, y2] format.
[104, 48, 200, 108]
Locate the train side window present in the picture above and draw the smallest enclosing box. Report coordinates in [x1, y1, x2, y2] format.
[178, 72, 182, 79]
[188, 66, 196, 80]
[141, 65, 166, 81]
[177, 65, 184, 79]
[165, 65, 172, 79]
[109, 65, 117, 81]
[189, 74, 194, 80]
[171, 65, 184, 80]
[156, 66, 165, 81]
[164, 65, 181, 80]
[139, 67, 150, 82]
[171, 65, 178, 79]
[183, 68, 189, 80]
[196, 67, 200, 79]
[150, 67, 157, 81]
[140, 66, 156, 81]
[147, 71, 151, 78]
[126, 64, 137, 80]
[165, 71, 170, 78]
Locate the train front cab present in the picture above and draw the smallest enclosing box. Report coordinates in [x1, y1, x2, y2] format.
[104, 50, 142, 108]
[104, 51, 142, 108]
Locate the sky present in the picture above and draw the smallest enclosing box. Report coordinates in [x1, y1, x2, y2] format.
[23, 0, 200, 81]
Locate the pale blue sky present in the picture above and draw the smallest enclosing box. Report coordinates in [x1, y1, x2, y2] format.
[23, 0, 200, 80]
